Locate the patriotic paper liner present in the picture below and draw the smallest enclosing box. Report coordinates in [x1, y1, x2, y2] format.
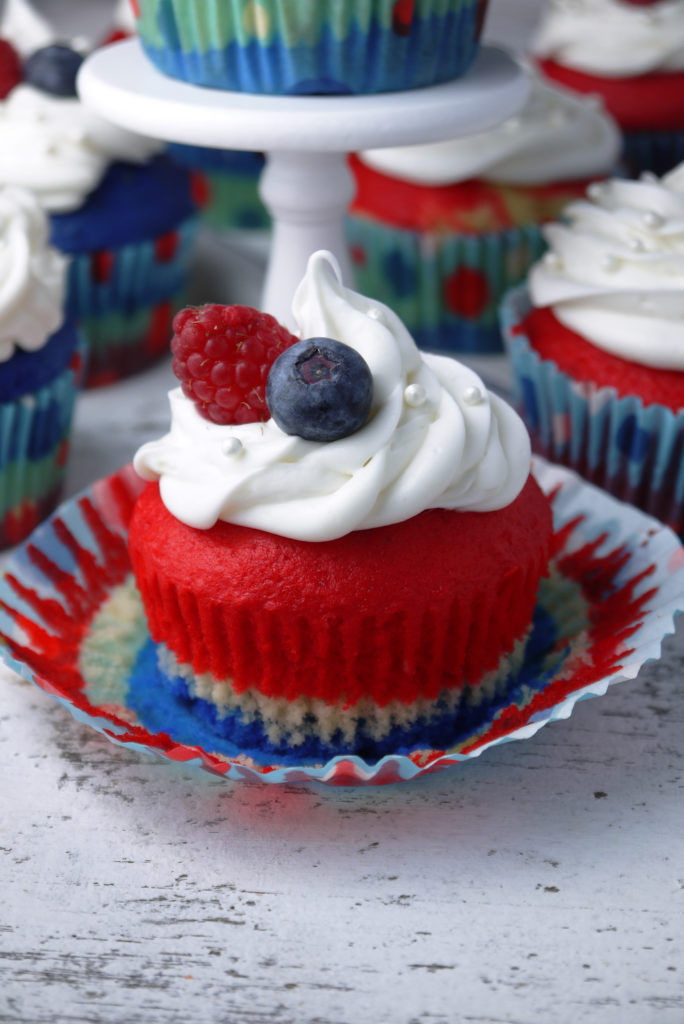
[0, 459, 681, 786]
[134, 0, 486, 95]
[501, 285, 684, 537]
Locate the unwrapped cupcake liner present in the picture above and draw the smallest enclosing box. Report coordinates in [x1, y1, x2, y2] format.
[346, 213, 546, 353]
[0, 335, 83, 550]
[622, 129, 684, 180]
[65, 219, 198, 387]
[501, 285, 684, 536]
[0, 459, 681, 785]
[135, 0, 487, 94]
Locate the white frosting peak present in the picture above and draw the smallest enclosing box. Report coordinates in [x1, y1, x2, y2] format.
[0, 85, 163, 213]
[134, 252, 532, 541]
[358, 71, 619, 187]
[529, 165, 684, 370]
[0, 186, 66, 362]
[532, 0, 684, 76]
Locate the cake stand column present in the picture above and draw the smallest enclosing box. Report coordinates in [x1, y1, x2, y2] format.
[259, 150, 354, 328]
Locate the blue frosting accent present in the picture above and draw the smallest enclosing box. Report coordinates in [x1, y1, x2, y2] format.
[0, 320, 78, 403]
[125, 604, 559, 768]
[141, 5, 479, 94]
[49, 156, 197, 253]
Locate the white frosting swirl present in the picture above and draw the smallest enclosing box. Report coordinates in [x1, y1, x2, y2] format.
[0, 186, 66, 362]
[134, 252, 532, 541]
[0, 85, 163, 213]
[358, 72, 619, 187]
[532, 0, 684, 76]
[529, 166, 684, 370]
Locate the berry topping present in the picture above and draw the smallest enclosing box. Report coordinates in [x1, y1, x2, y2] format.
[171, 304, 298, 425]
[0, 39, 22, 98]
[266, 338, 373, 442]
[24, 44, 84, 97]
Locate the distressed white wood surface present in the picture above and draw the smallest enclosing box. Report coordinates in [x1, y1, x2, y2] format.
[3, 3, 683, 1021]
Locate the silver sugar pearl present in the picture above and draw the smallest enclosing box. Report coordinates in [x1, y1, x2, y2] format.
[367, 307, 382, 320]
[222, 438, 244, 457]
[587, 182, 604, 201]
[628, 237, 645, 252]
[643, 210, 663, 229]
[544, 251, 563, 270]
[463, 385, 485, 406]
[404, 383, 427, 408]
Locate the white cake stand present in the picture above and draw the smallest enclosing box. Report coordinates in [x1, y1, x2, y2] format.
[78, 40, 530, 327]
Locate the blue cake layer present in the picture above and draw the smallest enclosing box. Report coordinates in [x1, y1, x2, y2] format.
[0, 321, 79, 403]
[49, 156, 197, 253]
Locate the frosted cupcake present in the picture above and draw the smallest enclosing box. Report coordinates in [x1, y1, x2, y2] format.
[0, 6, 201, 387]
[532, 0, 684, 177]
[132, 0, 490, 95]
[347, 70, 620, 353]
[501, 166, 684, 535]
[127, 250, 552, 760]
[0, 187, 82, 549]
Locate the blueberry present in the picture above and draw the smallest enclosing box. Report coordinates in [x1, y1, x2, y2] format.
[266, 337, 373, 442]
[24, 45, 84, 98]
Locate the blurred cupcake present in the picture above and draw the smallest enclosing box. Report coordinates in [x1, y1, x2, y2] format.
[132, 0, 490, 95]
[0, 7, 201, 387]
[0, 187, 82, 549]
[347, 70, 620, 353]
[501, 166, 684, 535]
[532, 0, 684, 177]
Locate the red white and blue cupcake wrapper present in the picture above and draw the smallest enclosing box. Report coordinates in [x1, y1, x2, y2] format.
[135, 0, 487, 95]
[346, 214, 546, 354]
[501, 285, 684, 537]
[0, 340, 83, 550]
[0, 458, 681, 786]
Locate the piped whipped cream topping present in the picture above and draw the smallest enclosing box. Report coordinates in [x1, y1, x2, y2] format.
[358, 71, 619, 187]
[529, 165, 684, 370]
[0, 186, 66, 362]
[0, 85, 163, 213]
[532, 0, 684, 76]
[134, 252, 532, 542]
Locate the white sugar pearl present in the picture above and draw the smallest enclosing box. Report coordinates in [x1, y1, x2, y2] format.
[404, 383, 427, 408]
[222, 438, 244, 457]
[463, 386, 484, 406]
[367, 307, 382, 320]
[643, 211, 663, 229]
[601, 254, 621, 273]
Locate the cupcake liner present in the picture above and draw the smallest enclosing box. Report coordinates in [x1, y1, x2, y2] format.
[0, 334, 83, 550]
[135, 0, 486, 95]
[0, 458, 681, 785]
[622, 129, 684, 179]
[167, 146, 268, 229]
[64, 219, 197, 387]
[501, 285, 684, 536]
[346, 213, 546, 354]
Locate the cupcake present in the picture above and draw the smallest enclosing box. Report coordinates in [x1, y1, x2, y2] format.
[132, 0, 490, 95]
[347, 70, 620, 353]
[127, 250, 552, 761]
[0, 10, 201, 387]
[0, 187, 82, 549]
[532, 0, 684, 177]
[501, 166, 684, 536]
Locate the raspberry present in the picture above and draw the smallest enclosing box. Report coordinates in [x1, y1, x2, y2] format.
[171, 304, 298, 424]
[0, 39, 22, 99]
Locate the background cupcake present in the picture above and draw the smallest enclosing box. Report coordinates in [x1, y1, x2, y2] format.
[532, 0, 684, 178]
[0, 186, 82, 549]
[0, 4, 201, 387]
[347, 69, 620, 353]
[132, 0, 490, 95]
[501, 166, 684, 535]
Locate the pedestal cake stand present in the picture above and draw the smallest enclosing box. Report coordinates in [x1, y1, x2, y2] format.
[77, 41, 529, 327]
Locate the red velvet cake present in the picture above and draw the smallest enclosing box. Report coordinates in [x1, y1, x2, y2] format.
[129, 251, 552, 758]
